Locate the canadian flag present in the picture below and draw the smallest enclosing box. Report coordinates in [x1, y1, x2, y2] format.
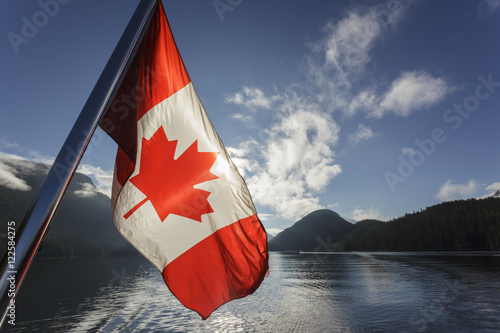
[99, 1, 268, 319]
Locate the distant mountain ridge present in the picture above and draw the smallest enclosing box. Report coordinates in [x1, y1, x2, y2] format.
[269, 197, 500, 252]
[3, 158, 500, 256]
[268, 209, 383, 251]
[0, 158, 137, 258]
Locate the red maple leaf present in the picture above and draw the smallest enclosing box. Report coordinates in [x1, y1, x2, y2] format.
[124, 126, 219, 222]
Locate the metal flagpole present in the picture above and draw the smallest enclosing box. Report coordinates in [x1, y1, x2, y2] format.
[0, 0, 159, 327]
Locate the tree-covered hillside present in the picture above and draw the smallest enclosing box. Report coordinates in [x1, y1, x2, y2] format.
[342, 198, 500, 251]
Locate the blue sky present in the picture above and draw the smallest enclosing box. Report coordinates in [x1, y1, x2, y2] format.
[1, 0, 499, 232]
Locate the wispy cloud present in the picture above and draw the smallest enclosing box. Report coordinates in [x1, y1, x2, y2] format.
[306, 1, 455, 120]
[0, 155, 51, 192]
[0, 147, 54, 166]
[349, 70, 454, 118]
[351, 206, 385, 222]
[257, 213, 274, 222]
[319, 3, 408, 78]
[347, 123, 379, 145]
[435, 179, 480, 201]
[484, 182, 500, 197]
[0, 138, 20, 150]
[76, 164, 113, 198]
[74, 182, 100, 198]
[477, 0, 500, 18]
[231, 113, 254, 123]
[485, 182, 500, 191]
[375, 71, 453, 117]
[224, 86, 279, 111]
[226, 146, 255, 178]
[266, 228, 283, 237]
[305, 0, 413, 109]
[0, 159, 32, 191]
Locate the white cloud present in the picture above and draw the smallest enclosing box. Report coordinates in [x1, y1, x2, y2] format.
[305, 0, 411, 103]
[76, 164, 113, 198]
[435, 179, 480, 201]
[347, 124, 379, 145]
[226, 145, 260, 178]
[376, 71, 452, 117]
[321, 3, 407, 75]
[0, 151, 25, 160]
[257, 213, 274, 222]
[25, 150, 54, 165]
[0, 159, 32, 191]
[0, 149, 112, 198]
[486, 182, 500, 191]
[230, 94, 342, 221]
[74, 182, 99, 198]
[351, 207, 385, 222]
[347, 90, 377, 116]
[327, 202, 340, 209]
[323, 12, 374, 73]
[348, 71, 454, 118]
[305, 2, 454, 121]
[483, 182, 500, 197]
[231, 113, 253, 122]
[0, 156, 51, 192]
[266, 228, 283, 237]
[224, 87, 279, 111]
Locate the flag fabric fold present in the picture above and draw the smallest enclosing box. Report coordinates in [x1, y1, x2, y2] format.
[99, 1, 268, 319]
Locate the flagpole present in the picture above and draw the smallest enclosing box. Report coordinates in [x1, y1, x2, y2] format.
[0, 0, 159, 327]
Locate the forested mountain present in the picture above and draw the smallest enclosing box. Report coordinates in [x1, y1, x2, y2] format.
[0, 158, 136, 258]
[342, 198, 500, 251]
[3, 158, 500, 256]
[268, 210, 353, 251]
[268, 210, 383, 251]
[269, 198, 500, 252]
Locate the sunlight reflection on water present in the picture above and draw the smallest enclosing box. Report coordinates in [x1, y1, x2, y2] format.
[2, 252, 500, 332]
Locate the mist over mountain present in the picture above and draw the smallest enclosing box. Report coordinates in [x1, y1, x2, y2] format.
[0, 158, 136, 258]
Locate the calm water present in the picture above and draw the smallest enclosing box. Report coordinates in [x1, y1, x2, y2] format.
[2, 252, 500, 332]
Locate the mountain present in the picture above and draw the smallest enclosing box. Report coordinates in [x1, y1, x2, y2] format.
[342, 198, 500, 251]
[269, 198, 500, 252]
[494, 190, 500, 198]
[346, 219, 385, 240]
[268, 210, 355, 251]
[0, 158, 137, 258]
